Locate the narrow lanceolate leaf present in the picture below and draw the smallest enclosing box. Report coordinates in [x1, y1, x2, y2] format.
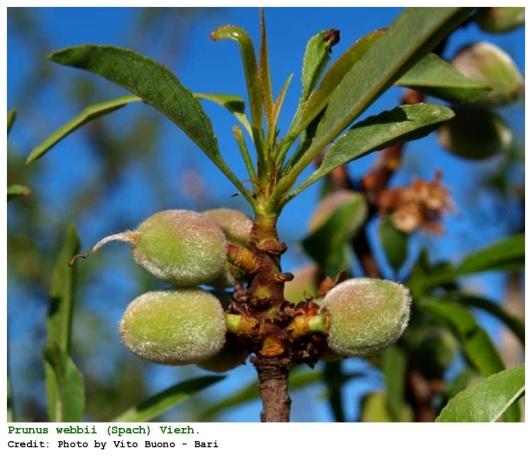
[268, 74, 293, 147]
[456, 233, 524, 276]
[8, 108, 17, 134]
[44, 343, 85, 422]
[446, 293, 524, 344]
[419, 297, 521, 422]
[380, 215, 409, 272]
[423, 233, 525, 288]
[289, 104, 454, 199]
[48, 45, 220, 162]
[45, 225, 85, 422]
[301, 29, 338, 100]
[276, 8, 472, 202]
[396, 53, 491, 103]
[26, 94, 141, 165]
[316, 8, 471, 144]
[382, 346, 408, 421]
[47, 225, 80, 351]
[259, 8, 274, 120]
[302, 196, 367, 277]
[49, 45, 252, 203]
[195, 93, 252, 137]
[211, 26, 262, 134]
[295, 30, 383, 137]
[7, 184, 31, 201]
[437, 364, 524, 422]
[114, 376, 224, 422]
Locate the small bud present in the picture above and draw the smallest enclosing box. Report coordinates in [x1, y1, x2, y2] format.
[120, 289, 226, 365]
[75, 210, 228, 287]
[452, 42, 524, 107]
[203, 208, 253, 246]
[438, 104, 512, 160]
[309, 190, 367, 232]
[475, 7, 525, 34]
[284, 264, 319, 303]
[323, 278, 411, 356]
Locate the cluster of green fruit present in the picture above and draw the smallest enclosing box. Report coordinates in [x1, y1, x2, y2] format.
[438, 26, 524, 160]
[87, 206, 411, 371]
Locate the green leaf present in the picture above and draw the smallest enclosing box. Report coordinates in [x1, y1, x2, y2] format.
[301, 29, 338, 100]
[295, 30, 383, 137]
[195, 92, 252, 137]
[419, 297, 520, 422]
[316, 8, 470, 142]
[268, 73, 293, 148]
[44, 342, 85, 422]
[211, 26, 262, 136]
[382, 345, 408, 421]
[26, 94, 140, 165]
[7, 184, 31, 201]
[457, 233, 524, 276]
[49, 45, 219, 156]
[302, 195, 367, 277]
[114, 376, 224, 422]
[7, 108, 17, 134]
[396, 53, 491, 102]
[419, 297, 504, 377]
[44, 225, 85, 422]
[436, 364, 524, 422]
[380, 214, 409, 272]
[259, 9, 274, 120]
[440, 367, 479, 405]
[277, 8, 471, 200]
[289, 103, 454, 199]
[446, 293, 524, 345]
[50, 45, 253, 203]
[422, 234, 525, 288]
[47, 225, 80, 351]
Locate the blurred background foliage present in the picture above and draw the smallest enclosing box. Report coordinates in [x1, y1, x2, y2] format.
[7, 7, 524, 421]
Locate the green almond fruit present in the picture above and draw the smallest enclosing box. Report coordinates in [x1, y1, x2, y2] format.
[120, 289, 226, 365]
[197, 344, 249, 373]
[452, 42, 524, 107]
[438, 104, 512, 160]
[309, 190, 367, 232]
[83, 210, 228, 287]
[475, 7, 525, 34]
[203, 208, 253, 246]
[409, 326, 459, 378]
[323, 278, 411, 357]
[284, 264, 320, 303]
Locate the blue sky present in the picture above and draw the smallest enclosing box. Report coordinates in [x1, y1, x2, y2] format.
[7, 7, 525, 422]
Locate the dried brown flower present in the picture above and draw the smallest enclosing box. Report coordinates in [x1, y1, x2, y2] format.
[377, 172, 452, 234]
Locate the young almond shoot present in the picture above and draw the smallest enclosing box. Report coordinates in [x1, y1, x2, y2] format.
[30, 7, 488, 422]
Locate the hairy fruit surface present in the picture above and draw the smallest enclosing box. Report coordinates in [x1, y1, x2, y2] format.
[203, 208, 253, 246]
[133, 210, 228, 286]
[120, 289, 226, 365]
[323, 278, 411, 356]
